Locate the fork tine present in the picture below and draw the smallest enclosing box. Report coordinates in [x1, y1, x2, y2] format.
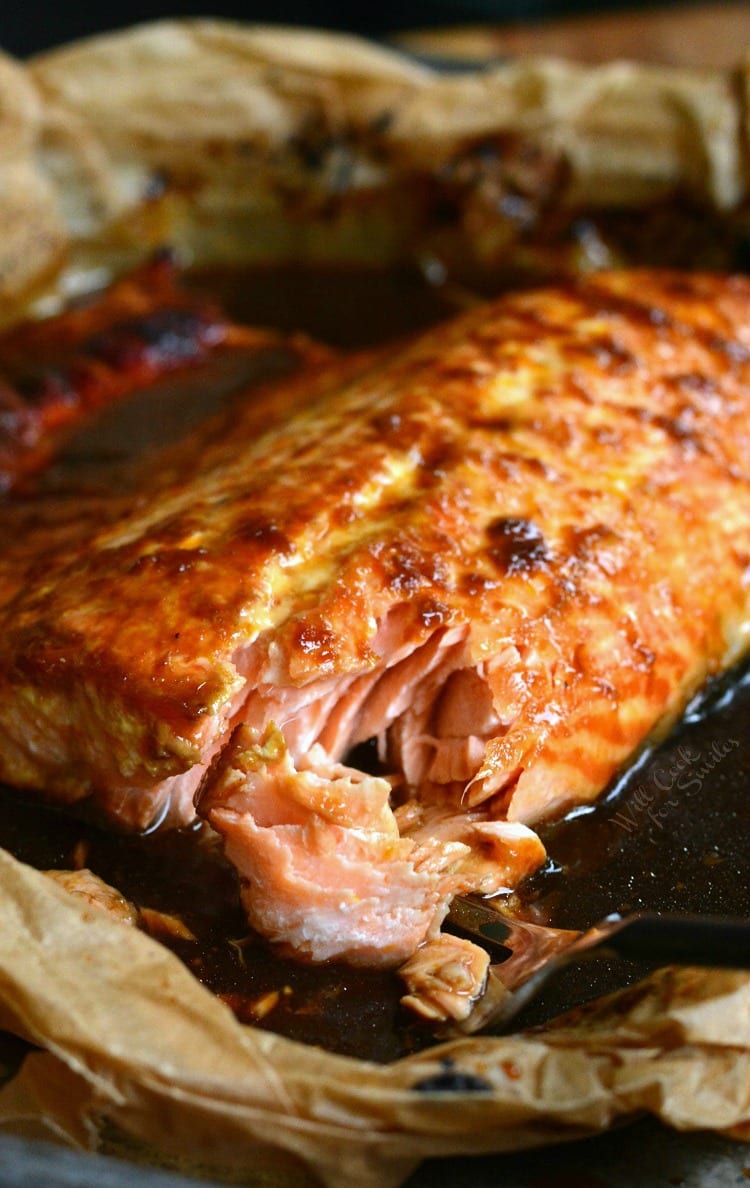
[447, 895, 581, 969]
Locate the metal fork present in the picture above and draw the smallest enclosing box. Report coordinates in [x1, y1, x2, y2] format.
[447, 896, 750, 1034]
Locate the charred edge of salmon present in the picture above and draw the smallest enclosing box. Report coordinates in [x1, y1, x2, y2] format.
[0, 255, 284, 491]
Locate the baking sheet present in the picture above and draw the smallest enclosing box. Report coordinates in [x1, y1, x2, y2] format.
[0, 9, 746, 1188]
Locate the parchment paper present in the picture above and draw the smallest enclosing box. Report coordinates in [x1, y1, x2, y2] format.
[0, 848, 748, 1187]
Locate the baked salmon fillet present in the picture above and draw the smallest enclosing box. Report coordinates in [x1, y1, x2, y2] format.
[2, 270, 750, 968]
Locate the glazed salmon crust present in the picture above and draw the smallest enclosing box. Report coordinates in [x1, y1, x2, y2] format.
[2, 270, 750, 966]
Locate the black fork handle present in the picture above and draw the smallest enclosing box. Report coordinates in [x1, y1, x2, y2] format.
[602, 913, 750, 969]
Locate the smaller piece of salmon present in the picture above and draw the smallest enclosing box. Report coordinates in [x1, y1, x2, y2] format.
[0, 255, 280, 491]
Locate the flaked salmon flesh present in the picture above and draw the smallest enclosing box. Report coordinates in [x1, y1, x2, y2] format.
[2, 270, 750, 970]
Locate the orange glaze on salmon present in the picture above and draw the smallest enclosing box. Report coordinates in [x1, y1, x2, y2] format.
[1, 270, 750, 967]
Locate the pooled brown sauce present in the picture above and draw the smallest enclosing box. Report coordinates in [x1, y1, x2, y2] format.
[1, 263, 749, 1058]
[525, 662, 750, 928]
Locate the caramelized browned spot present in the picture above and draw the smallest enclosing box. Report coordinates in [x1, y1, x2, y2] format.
[485, 516, 550, 574]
